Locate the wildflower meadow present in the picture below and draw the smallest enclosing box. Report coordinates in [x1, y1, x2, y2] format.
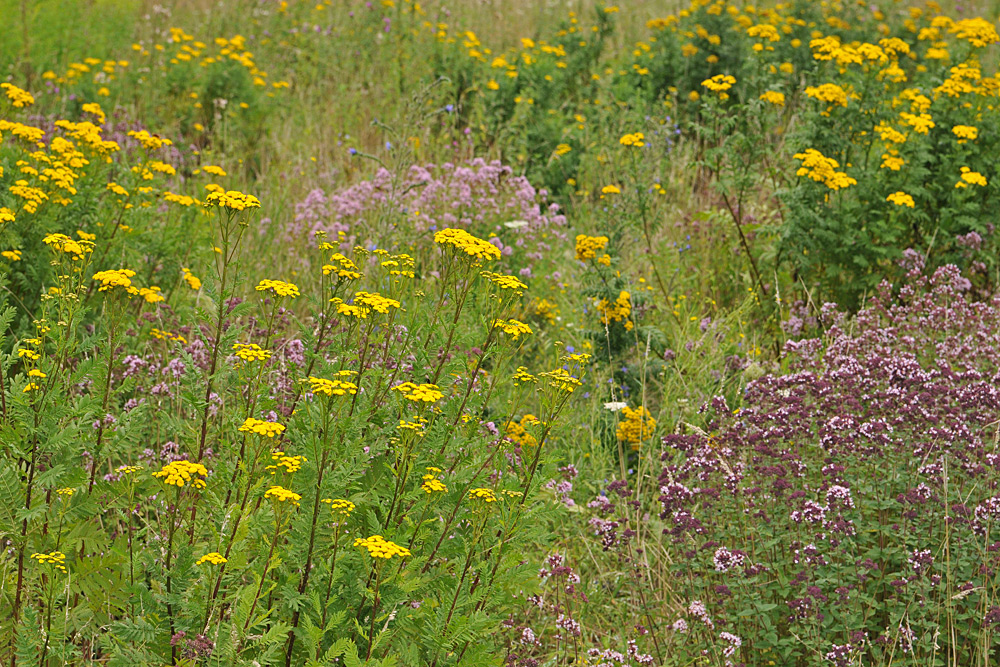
[3, 0, 1000, 665]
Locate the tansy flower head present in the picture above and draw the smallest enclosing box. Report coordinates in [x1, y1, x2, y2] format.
[469, 487, 498, 503]
[265, 452, 306, 474]
[196, 552, 228, 565]
[31, 551, 67, 572]
[701, 74, 736, 92]
[1, 82, 35, 108]
[393, 382, 444, 403]
[264, 485, 301, 505]
[255, 279, 300, 298]
[92, 269, 139, 295]
[619, 132, 645, 147]
[205, 189, 260, 211]
[493, 319, 533, 339]
[321, 498, 356, 516]
[239, 417, 286, 438]
[575, 234, 609, 260]
[354, 534, 411, 559]
[233, 343, 271, 364]
[153, 460, 209, 489]
[433, 228, 501, 261]
[956, 166, 987, 188]
[306, 376, 358, 396]
[616, 406, 657, 448]
[886, 191, 915, 207]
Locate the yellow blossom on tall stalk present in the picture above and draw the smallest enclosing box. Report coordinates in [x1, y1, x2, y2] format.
[255, 279, 300, 298]
[433, 228, 501, 261]
[264, 485, 302, 505]
[30, 552, 67, 573]
[575, 234, 609, 260]
[393, 382, 444, 403]
[616, 406, 657, 449]
[306, 376, 358, 396]
[701, 74, 736, 92]
[92, 269, 139, 295]
[196, 552, 228, 565]
[1, 82, 35, 107]
[354, 534, 411, 559]
[153, 460, 209, 489]
[205, 189, 261, 211]
[595, 290, 634, 330]
[239, 417, 286, 438]
[619, 132, 645, 147]
[321, 498, 356, 517]
[469, 487, 498, 503]
[492, 319, 533, 339]
[955, 167, 987, 188]
[233, 343, 271, 364]
[793, 149, 857, 191]
[886, 192, 915, 207]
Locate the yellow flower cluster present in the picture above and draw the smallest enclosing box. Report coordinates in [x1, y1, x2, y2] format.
[952, 125, 978, 143]
[505, 414, 541, 448]
[398, 415, 429, 433]
[264, 485, 301, 504]
[956, 167, 987, 189]
[493, 319, 533, 339]
[153, 460, 209, 489]
[139, 286, 164, 304]
[322, 498, 356, 516]
[469, 487, 498, 503]
[31, 551, 67, 572]
[899, 112, 935, 135]
[354, 534, 411, 559]
[480, 271, 527, 293]
[886, 192, 915, 208]
[793, 149, 857, 191]
[595, 290, 634, 331]
[127, 129, 172, 151]
[182, 267, 201, 290]
[322, 253, 362, 280]
[619, 132, 645, 147]
[307, 376, 358, 396]
[538, 368, 583, 393]
[701, 74, 736, 92]
[205, 189, 261, 211]
[0, 208, 15, 224]
[804, 83, 849, 108]
[354, 291, 401, 314]
[512, 367, 537, 386]
[239, 417, 286, 438]
[393, 382, 444, 403]
[255, 279, 300, 298]
[759, 90, 785, 106]
[616, 406, 657, 447]
[433, 228, 501, 261]
[266, 451, 306, 474]
[575, 234, 609, 261]
[92, 269, 140, 295]
[233, 343, 271, 364]
[43, 233, 94, 261]
[196, 552, 228, 565]
[421, 468, 448, 494]
[1, 82, 35, 108]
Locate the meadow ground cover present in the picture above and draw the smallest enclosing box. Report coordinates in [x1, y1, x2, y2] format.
[3, 0, 1000, 665]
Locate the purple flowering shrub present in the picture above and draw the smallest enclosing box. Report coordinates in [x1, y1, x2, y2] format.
[573, 265, 1000, 665]
[290, 158, 567, 277]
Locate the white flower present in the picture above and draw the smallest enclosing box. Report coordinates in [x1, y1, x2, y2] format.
[603, 401, 628, 411]
[504, 220, 529, 230]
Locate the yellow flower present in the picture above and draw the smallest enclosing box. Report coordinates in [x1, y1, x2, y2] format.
[393, 382, 444, 403]
[182, 268, 201, 290]
[255, 279, 300, 298]
[233, 343, 271, 364]
[952, 125, 978, 143]
[804, 83, 849, 107]
[899, 112, 935, 135]
[512, 367, 537, 386]
[202, 165, 228, 177]
[127, 129, 173, 151]
[493, 319, 533, 338]
[759, 90, 785, 106]
[196, 552, 228, 565]
[306, 376, 358, 396]
[2, 250, 22, 262]
[92, 269, 140, 295]
[353, 291, 400, 314]
[239, 417, 286, 438]
[538, 368, 583, 393]
[421, 469, 448, 493]
[616, 406, 657, 448]
[264, 485, 302, 504]
[880, 154, 905, 171]
[321, 498, 356, 517]
[354, 534, 411, 559]
[205, 189, 261, 211]
[265, 451, 307, 474]
[619, 132, 645, 147]
[139, 286, 164, 304]
[886, 191, 915, 207]
[30, 551, 67, 572]
[793, 149, 857, 191]
[153, 460, 209, 489]
[0, 208, 16, 224]
[433, 228, 501, 261]
[1, 82, 35, 108]
[469, 487, 498, 503]
[600, 185, 620, 196]
[955, 166, 987, 188]
[701, 74, 736, 92]
[595, 290, 634, 330]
